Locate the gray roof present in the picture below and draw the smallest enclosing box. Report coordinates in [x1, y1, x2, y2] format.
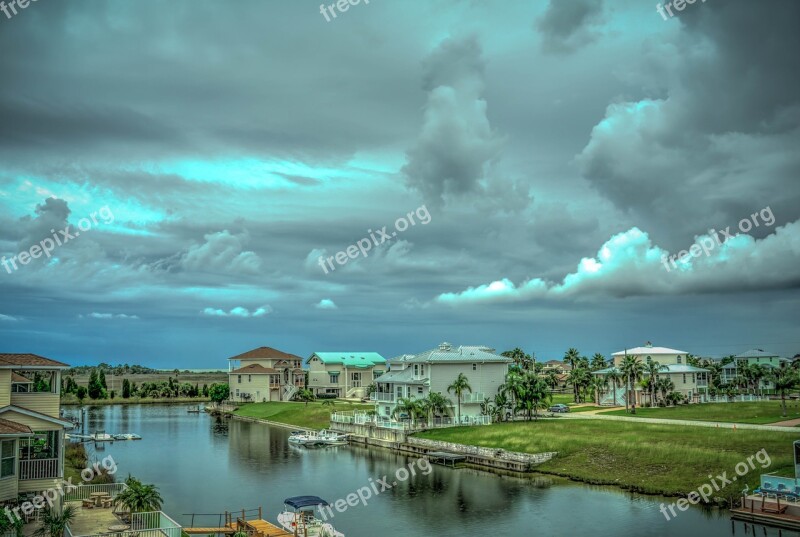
[735, 349, 782, 359]
[374, 368, 427, 384]
[592, 364, 707, 375]
[397, 343, 511, 364]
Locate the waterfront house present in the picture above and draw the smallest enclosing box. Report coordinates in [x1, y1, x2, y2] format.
[372, 342, 512, 421]
[0, 353, 73, 508]
[719, 349, 791, 392]
[227, 347, 305, 403]
[306, 352, 386, 399]
[592, 343, 709, 405]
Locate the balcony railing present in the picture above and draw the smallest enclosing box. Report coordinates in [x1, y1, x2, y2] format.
[19, 458, 60, 480]
[64, 482, 128, 502]
[67, 511, 181, 537]
[371, 393, 395, 402]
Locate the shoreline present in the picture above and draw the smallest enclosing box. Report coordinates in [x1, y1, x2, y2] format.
[62, 397, 211, 406]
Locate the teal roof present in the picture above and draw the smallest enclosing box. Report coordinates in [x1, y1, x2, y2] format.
[308, 352, 386, 367]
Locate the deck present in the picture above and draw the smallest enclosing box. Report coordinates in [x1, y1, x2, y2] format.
[732, 494, 800, 530]
[184, 508, 292, 537]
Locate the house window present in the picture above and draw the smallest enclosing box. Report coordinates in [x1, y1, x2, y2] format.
[1, 440, 15, 478]
[472, 363, 477, 371]
[646, 356, 651, 364]
[329, 374, 339, 384]
[414, 365, 419, 376]
[691, 374, 695, 383]
[683, 374, 686, 383]
[417, 386, 423, 395]
[11, 370, 57, 393]
[420, 365, 425, 376]
[248, 375, 251, 382]
[374, 370, 383, 378]
[237, 375, 242, 383]
[677, 356, 682, 364]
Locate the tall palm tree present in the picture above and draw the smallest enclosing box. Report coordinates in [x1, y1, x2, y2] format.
[501, 348, 529, 371]
[447, 373, 472, 424]
[391, 397, 424, 425]
[544, 370, 560, 391]
[620, 354, 644, 412]
[604, 369, 622, 406]
[591, 375, 608, 405]
[656, 377, 675, 404]
[771, 363, 798, 417]
[114, 476, 164, 515]
[33, 506, 75, 537]
[563, 348, 581, 402]
[420, 392, 452, 425]
[566, 367, 590, 403]
[494, 392, 509, 421]
[523, 375, 552, 421]
[644, 361, 668, 406]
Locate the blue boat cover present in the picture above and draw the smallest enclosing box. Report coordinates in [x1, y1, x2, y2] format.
[284, 496, 329, 509]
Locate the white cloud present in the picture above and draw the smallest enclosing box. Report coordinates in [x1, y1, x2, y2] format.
[315, 299, 338, 310]
[181, 230, 262, 275]
[82, 313, 139, 320]
[0, 314, 19, 322]
[436, 219, 800, 305]
[201, 305, 272, 318]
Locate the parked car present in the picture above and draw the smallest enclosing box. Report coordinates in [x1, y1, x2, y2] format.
[549, 403, 570, 413]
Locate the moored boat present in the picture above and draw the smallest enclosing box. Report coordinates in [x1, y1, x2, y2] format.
[277, 496, 344, 537]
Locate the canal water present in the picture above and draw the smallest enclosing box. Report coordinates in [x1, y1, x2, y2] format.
[69, 404, 795, 537]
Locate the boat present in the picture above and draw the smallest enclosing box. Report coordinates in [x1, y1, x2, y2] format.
[112, 433, 142, 440]
[317, 430, 348, 446]
[287, 432, 327, 448]
[92, 431, 114, 441]
[277, 496, 344, 537]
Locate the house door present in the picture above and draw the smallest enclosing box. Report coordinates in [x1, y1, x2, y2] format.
[351, 372, 361, 388]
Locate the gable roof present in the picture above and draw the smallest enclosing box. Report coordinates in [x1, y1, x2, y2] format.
[230, 364, 279, 375]
[0, 353, 69, 369]
[308, 352, 386, 368]
[0, 417, 33, 436]
[228, 347, 303, 362]
[0, 405, 74, 428]
[612, 346, 687, 356]
[735, 349, 783, 359]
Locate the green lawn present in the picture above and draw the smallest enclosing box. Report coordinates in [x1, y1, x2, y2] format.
[550, 394, 574, 405]
[233, 401, 372, 430]
[416, 420, 793, 498]
[601, 401, 800, 424]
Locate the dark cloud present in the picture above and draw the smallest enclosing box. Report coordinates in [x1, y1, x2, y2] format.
[536, 0, 604, 53]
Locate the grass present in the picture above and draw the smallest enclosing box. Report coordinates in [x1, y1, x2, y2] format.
[416, 420, 794, 499]
[602, 401, 800, 424]
[233, 401, 373, 430]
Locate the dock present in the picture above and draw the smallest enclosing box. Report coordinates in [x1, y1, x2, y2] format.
[732, 494, 800, 531]
[184, 508, 292, 537]
[427, 451, 467, 468]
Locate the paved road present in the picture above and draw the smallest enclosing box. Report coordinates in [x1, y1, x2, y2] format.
[552, 412, 800, 432]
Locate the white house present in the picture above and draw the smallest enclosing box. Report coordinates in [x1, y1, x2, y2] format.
[372, 342, 511, 420]
[593, 343, 709, 405]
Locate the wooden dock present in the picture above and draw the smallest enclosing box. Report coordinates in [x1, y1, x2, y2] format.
[184, 508, 293, 537]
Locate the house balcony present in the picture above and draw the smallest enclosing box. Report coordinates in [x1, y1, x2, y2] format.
[19, 458, 61, 480]
[371, 392, 395, 403]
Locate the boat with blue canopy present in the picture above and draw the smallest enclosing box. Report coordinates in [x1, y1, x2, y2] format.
[277, 496, 344, 537]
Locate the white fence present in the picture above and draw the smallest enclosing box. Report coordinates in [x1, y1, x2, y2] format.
[67, 511, 181, 537]
[331, 411, 491, 430]
[698, 394, 768, 403]
[64, 482, 128, 502]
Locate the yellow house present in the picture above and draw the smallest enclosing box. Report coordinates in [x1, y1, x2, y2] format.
[227, 347, 305, 403]
[306, 352, 387, 399]
[0, 353, 73, 507]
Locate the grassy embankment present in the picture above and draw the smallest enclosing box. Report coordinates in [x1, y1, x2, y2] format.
[550, 393, 602, 412]
[416, 420, 794, 499]
[234, 401, 374, 430]
[602, 401, 800, 424]
[64, 443, 115, 484]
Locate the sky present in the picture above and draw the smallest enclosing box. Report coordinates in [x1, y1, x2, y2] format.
[0, 0, 799, 368]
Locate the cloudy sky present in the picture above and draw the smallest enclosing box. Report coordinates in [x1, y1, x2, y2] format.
[1, 0, 798, 368]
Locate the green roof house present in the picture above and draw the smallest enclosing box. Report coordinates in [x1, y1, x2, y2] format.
[307, 352, 387, 399]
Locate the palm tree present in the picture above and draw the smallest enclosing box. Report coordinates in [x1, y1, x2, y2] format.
[591, 375, 608, 405]
[620, 354, 644, 412]
[493, 391, 509, 421]
[544, 370, 560, 391]
[566, 367, 590, 403]
[114, 476, 164, 515]
[33, 506, 75, 537]
[644, 361, 668, 406]
[501, 348, 529, 370]
[296, 388, 316, 406]
[391, 397, 424, 426]
[771, 363, 798, 417]
[321, 398, 336, 408]
[656, 377, 675, 405]
[604, 369, 622, 406]
[421, 392, 452, 425]
[524, 375, 552, 421]
[447, 373, 472, 425]
[563, 348, 581, 401]
[590, 353, 608, 371]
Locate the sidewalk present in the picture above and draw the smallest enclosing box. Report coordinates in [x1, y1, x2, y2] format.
[553, 412, 800, 432]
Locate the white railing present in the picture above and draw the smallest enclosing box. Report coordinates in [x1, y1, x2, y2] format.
[67, 511, 181, 537]
[64, 482, 127, 502]
[19, 458, 60, 480]
[371, 393, 395, 402]
[698, 394, 768, 404]
[459, 393, 486, 404]
[331, 411, 491, 430]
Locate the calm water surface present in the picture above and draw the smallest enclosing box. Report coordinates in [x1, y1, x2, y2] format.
[68, 404, 794, 537]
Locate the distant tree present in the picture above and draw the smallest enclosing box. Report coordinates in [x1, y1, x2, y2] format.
[122, 379, 131, 399]
[88, 370, 104, 399]
[109, 390, 115, 400]
[76, 386, 88, 404]
[202, 384, 209, 397]
[98, 369, 108, 390]
[771, 362, 799, 417]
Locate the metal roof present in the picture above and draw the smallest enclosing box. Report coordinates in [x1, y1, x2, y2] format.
[308, 352, 386, 367]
